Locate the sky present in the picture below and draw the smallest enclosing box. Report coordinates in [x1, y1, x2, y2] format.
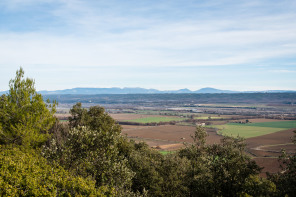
[0, 0, 296, 91]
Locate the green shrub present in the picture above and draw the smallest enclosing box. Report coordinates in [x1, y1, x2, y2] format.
[44, 104, 135, 192]
[178, 126, 276, 196]
[0, 68, 56, 147]
[0, 145, 112, 196]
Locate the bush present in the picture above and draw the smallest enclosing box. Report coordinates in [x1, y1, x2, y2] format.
[178, 126, 275, 196]
[125, 142, 164, 196]
[44, 104, 134, 192]
[0, 145, 112, 196]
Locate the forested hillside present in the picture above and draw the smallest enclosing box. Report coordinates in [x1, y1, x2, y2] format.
[0, 68, 295, 196]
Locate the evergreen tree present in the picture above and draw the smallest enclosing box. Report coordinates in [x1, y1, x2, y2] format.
[0, 67, 56, 147]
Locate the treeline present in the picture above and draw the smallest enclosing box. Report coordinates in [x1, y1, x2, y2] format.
[0, 68, 296, 196]
[118, 121, 178, 126]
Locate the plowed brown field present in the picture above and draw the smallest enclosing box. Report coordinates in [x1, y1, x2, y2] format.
[246, 129, 296, 176]
[121, 125, 222, 149]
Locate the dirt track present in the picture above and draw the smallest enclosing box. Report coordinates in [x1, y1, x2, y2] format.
[246, 129, 296, 175]
[246, 129, 296, 157]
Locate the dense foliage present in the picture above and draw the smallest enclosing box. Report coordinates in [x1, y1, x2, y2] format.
[0, 68, 56, 147]
[178, 127, 276, 196]
[0, 68, 295, 196]
[0, 145, 110, 196]
[43, 117, 134, 193]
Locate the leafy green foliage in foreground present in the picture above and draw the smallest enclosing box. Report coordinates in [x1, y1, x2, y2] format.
[43, 106, 135, 193]
[1, 68, 296, 196]
[178, 127, 276, 196]
[0, 145, 110, 196]
[0, 68, 56, 147]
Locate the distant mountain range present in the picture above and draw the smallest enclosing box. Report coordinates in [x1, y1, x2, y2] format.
[1, 87, 296, 95]
[38, 87, 240, 94]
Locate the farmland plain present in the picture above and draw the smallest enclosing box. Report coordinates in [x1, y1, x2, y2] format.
[236, 120, 296, 128]
[210, 120, 296, 138]
[53, 93, 296, 176]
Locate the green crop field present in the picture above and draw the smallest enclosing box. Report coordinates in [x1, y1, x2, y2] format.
[229, 120, 296, 129]
[210, 120, 296, 138]
[159, 150, 173, 155]
[126, 116, 187, 123]
[59, 119, 69, 122]
[214, 125, 285, 138]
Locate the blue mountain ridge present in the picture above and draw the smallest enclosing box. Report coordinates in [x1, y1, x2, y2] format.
[1, 87, 295, 95]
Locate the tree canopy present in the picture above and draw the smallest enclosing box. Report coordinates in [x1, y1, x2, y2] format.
[0, 68, 56, 147]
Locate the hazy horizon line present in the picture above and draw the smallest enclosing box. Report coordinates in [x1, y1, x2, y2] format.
[37, 86, 296, 92]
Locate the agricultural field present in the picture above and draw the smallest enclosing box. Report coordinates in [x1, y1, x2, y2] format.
[238, 120, 296, 129]
[200, 119, 296, 176]
[241, 118, 289, 123]
[121, 125, 222, 150]
[118, 114, 296, 176]
[54, 103, 296, 177]
[246, 128, 296, 176]
[125, 116, 187, 123]
[209, 120, 296, 138]
[110, 113, 188, 123]
[110, 113, 161, 121]
[54, 113, 70, 119]
[214, 125, 282, 138]
[135, 110, 184, 116]
[159, 150, 175, 155]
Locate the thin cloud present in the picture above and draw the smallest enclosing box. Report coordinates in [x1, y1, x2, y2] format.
[0, 0, 296, 90]
[269, 70, 296, 73]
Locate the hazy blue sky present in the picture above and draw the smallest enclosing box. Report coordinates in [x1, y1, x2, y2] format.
[1, 0, 296, 91]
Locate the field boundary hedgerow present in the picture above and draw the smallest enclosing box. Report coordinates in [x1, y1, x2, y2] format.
[125, 116, 187, 123]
